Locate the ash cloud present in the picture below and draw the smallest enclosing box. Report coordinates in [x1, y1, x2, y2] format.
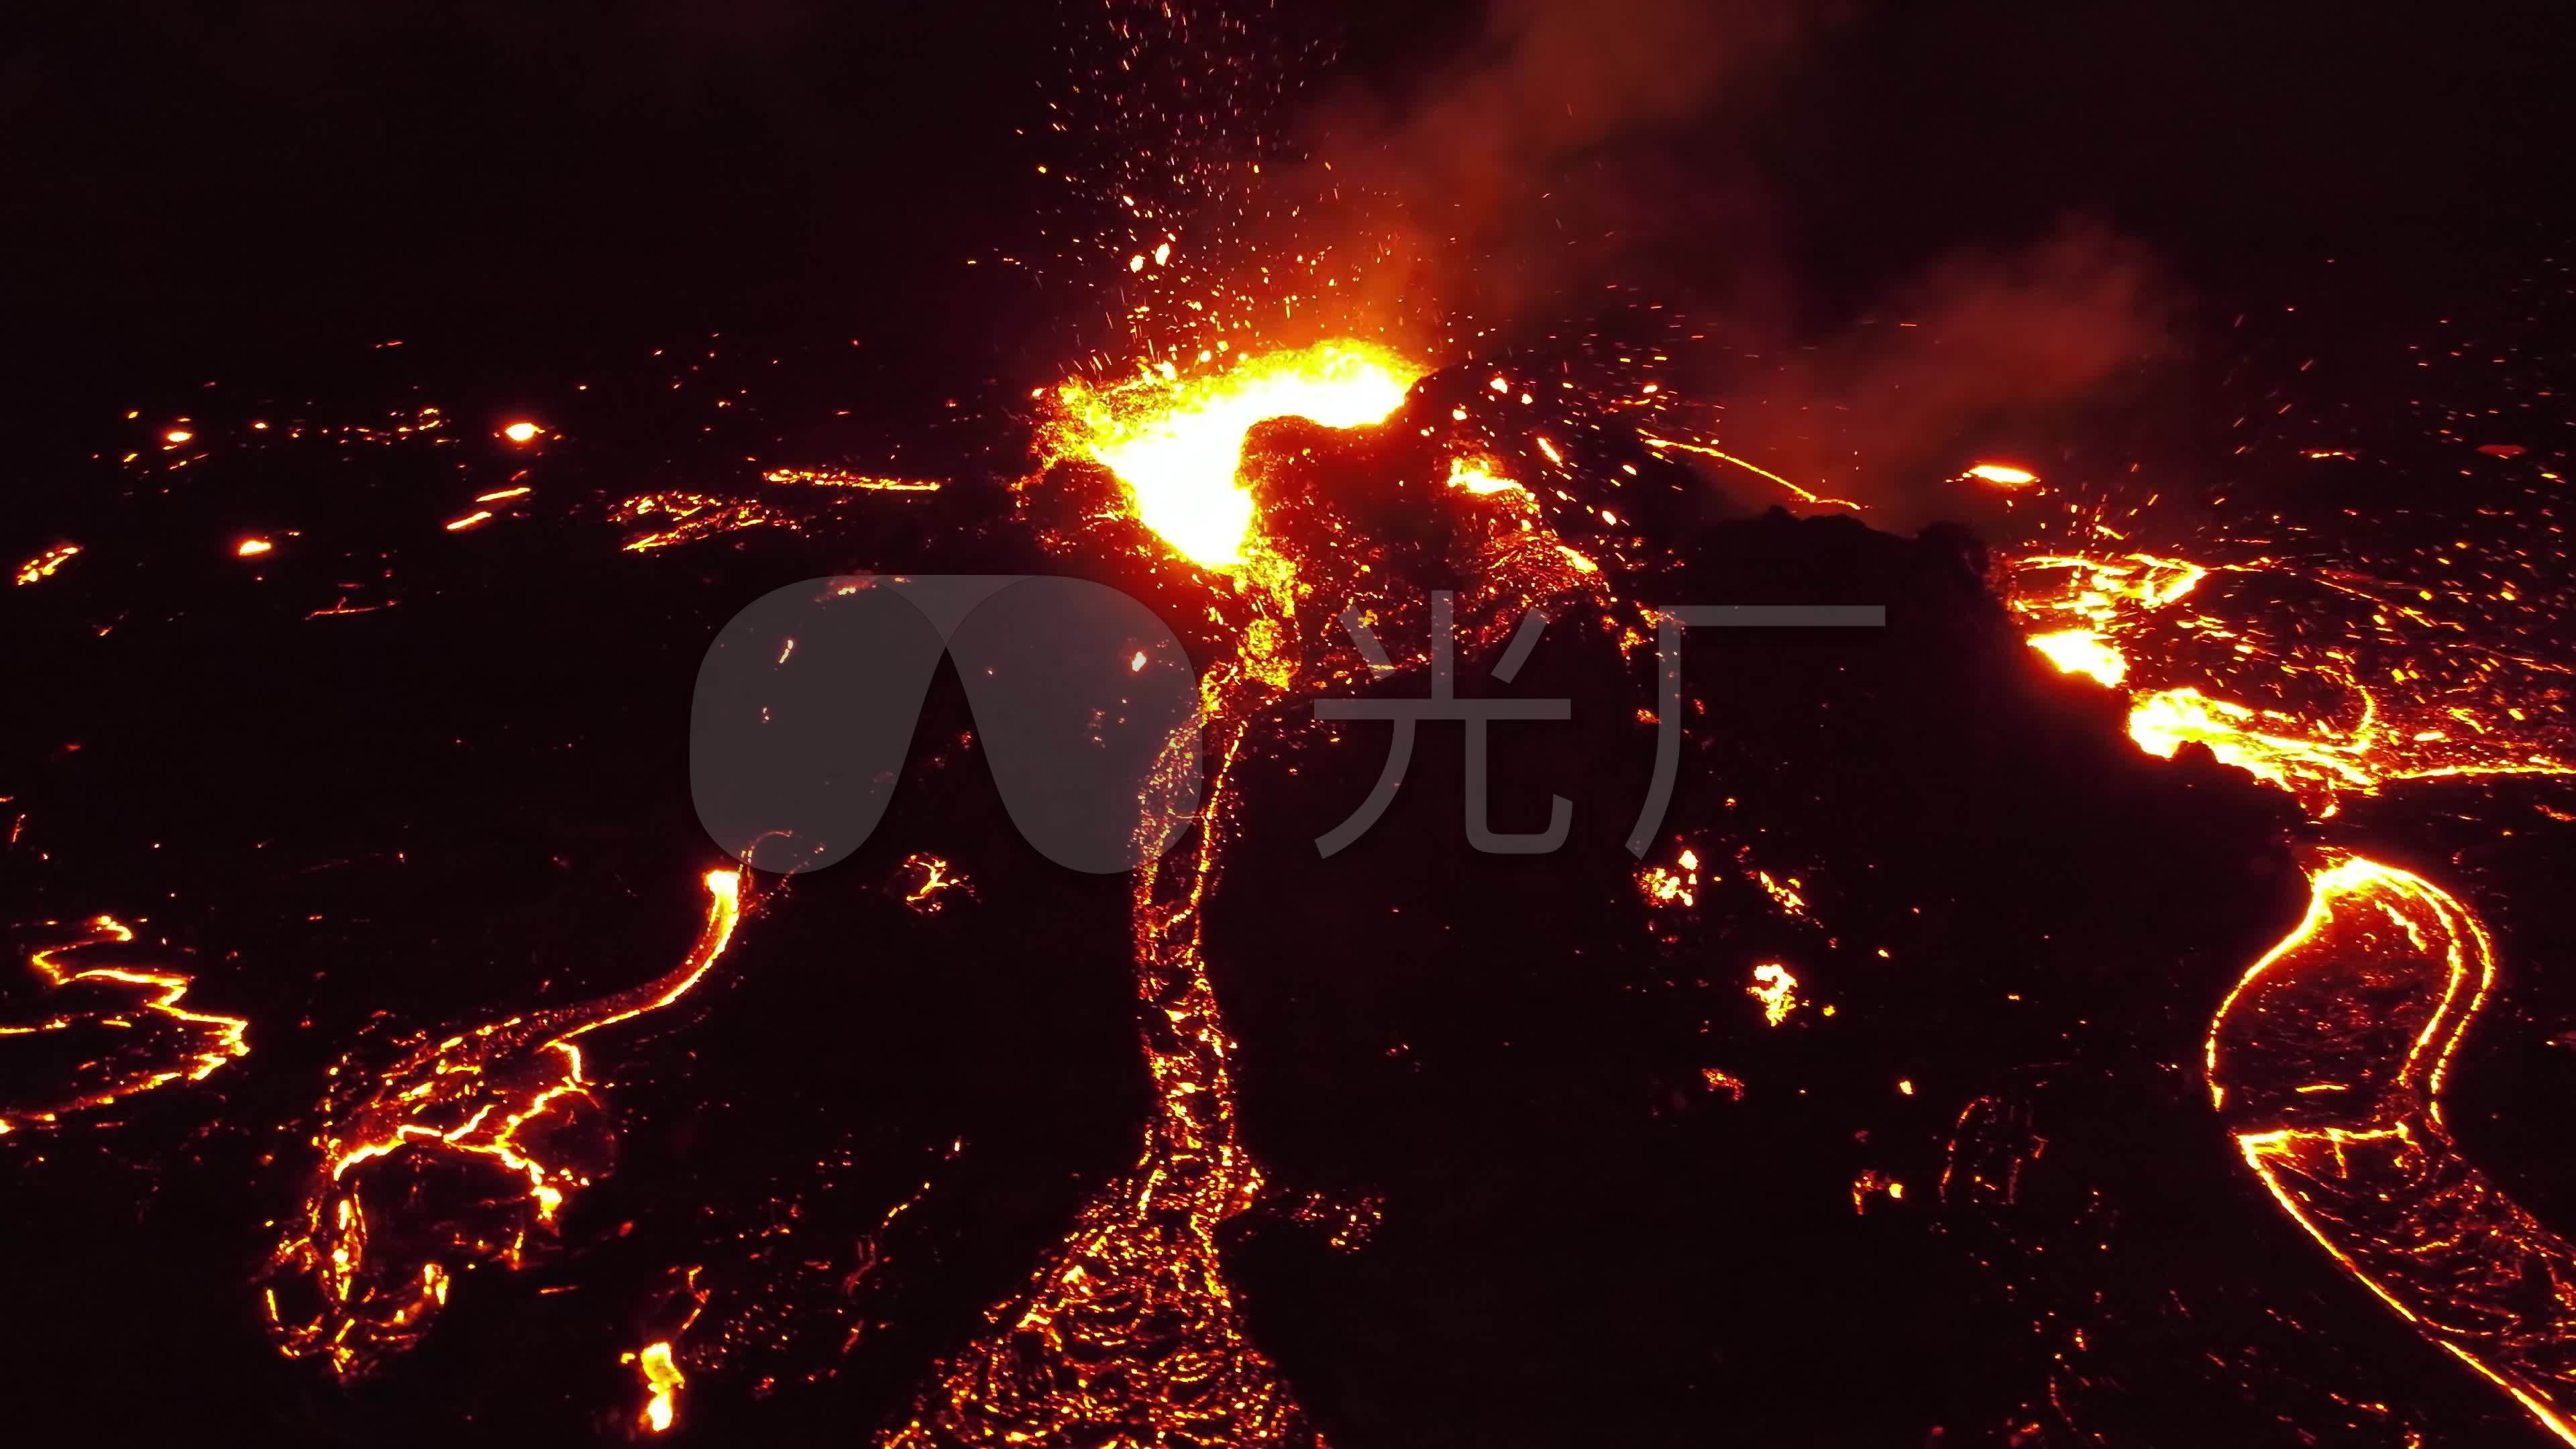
[1350, 0, 1826, 223]
[1303, 0, 1839, 325]
[1297, 1, 2176, 521]
[1709, 220, 2180, 520]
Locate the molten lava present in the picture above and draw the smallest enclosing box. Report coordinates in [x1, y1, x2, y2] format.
[2211, 853, 2576, 1446]
[2005, 520, 2576, 1439]
[2008, 549, 2571, 814]
[14, 542, 81, 586]
[0, 916, 250, 1132]
[261, 869, 747, 1375]
[1044, 340, 1423, 567]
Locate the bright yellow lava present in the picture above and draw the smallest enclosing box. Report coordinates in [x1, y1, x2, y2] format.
[1748, 963, 1801, 1027]
[636, 1340, 684, 1433]
[262, 869, 746, 1377]
[1966, 462, 2039, 487]
[2025, 627, 2128, 687]
[1049, 341, 1423, 566]
[1446, 455, 1528, 497]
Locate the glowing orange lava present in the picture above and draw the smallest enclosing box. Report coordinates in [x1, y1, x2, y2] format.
[881, 672, 1322, 1448]
[1044, 340, 1423, 567]
[261, 869, 746, 1375]
[611, 491, 794, 553]
[14, 543, 82, 586]
[2006, 535, 2576, 1436]
[883, 335, 1583, 1446]
[1637, 431, 1864, 512]
[634, 1340, 686, 1434]
[1965, 462, 2039, 487]
[0, 916, 250, 1132]
[1446, 455, 1529, 498]
[1749, 963, 1801, 1026]
[2024, 627, 2127, 686]
[1637, 847, 1701, 908]
[2007, 549, 2571, 813]
[763, 466, 943, 492]
[2210, 853, 2576, 1445]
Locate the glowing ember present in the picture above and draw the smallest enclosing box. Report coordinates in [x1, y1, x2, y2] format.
[1636, 431, 1863, 512]
[500, 421, 541, 443]
[163, 428, 193, 445]
[1446, 455, 1529, 497]
[13, 543, 80, 586]
[611, 491, 792, 552]
[0, 916, 250, 1132]
[1752, 869, 1812, 920]
[1748, 963, 1801, 1027]
[1638, 847, 1701, 908]
[1850, 1169, 1904, 1212]
[1045, 340, 1422, 566]
[633, 1340, 686, 1434]
[896, 853, 968, 914]
[235, 538, 274, 557]
[762, 466, 942, 492]
[1965, 462, 2039, 487]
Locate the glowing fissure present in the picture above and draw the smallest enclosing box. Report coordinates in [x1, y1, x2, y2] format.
[0, 916, 250, 1132]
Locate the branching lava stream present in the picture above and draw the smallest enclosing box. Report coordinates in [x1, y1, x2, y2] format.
[261, 868, 748, 1375]
[2210, 853, 2576, 1444]
[0, 915, 250, 1132]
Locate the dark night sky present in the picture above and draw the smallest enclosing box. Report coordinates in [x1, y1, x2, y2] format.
[3, 1, 2569, 421]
